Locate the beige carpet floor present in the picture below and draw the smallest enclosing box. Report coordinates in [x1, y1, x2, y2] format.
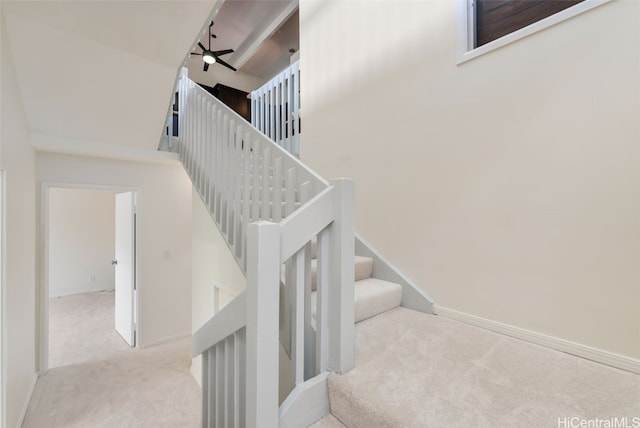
[48, 291, 130, 368]
[23, 291, 200, 428]
[328, 307, 640, 428]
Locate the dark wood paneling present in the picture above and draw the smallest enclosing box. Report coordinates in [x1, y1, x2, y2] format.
[198, 83, 252, 122]
[476, 0, 585, 47]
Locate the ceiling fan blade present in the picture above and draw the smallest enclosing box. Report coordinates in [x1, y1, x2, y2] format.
[198, 42, 206, 51]
[203, 62, 210, 72]
[215, 57, 237, 72]
[190, 52, 202, 56]
[213, 49, 234, 56]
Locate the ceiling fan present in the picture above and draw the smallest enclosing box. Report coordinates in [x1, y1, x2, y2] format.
[191, 21, 237, 72]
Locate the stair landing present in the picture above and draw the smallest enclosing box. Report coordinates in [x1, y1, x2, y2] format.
[326, 308, 640, 428]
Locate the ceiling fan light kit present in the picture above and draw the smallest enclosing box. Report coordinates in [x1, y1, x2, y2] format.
[190, 21, 236, 72]
[202, 52, 216, 64]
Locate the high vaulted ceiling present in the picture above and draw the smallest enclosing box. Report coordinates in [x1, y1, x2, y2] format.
[1, 0, 299, 153]
[186, 0, 299, 90]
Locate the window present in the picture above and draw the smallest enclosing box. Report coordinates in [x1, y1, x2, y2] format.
[475, 0, 585, 47]
[457, 0, 612, 64]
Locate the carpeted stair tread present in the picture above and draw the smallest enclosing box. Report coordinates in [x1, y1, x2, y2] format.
[311, 278, 402, 324]
[353, 278, 402, 323]
[310, 256, 373, 291]
[327, 307, 640, 428]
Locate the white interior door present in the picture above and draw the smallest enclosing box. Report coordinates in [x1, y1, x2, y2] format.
[115, 191, 136, 346]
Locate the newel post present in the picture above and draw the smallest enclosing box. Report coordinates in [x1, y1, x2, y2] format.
[328, 178, 355, 374]
[245, 221, 281, 428]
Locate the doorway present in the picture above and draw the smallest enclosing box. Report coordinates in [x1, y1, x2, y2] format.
[39, 184, 139, 372]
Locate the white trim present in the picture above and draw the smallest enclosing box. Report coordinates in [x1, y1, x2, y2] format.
[14, 373, 37, 428]
[433, 305, 640, 375]
[36, 182, 49, 375]
[0, 170, 5, 428]
[456, 0, 613, 65]
[30, 133, 179, 165]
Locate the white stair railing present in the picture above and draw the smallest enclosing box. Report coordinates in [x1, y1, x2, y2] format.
[251, 60, 301, 157]
[168, 68, 354, 427]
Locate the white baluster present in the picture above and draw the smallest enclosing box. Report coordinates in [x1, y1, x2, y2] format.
[271, 86, 276, 142]
[291, 247, 305, 386]
[225, 335, 236, 427]
[199, 95, 206, 192]
[315, 227, 330, 374]
[284, 168, 296, 218]
[204, 100, 212, 208]
[303, 235, 314, 381]
[237, 329, 246, 428]
[202, 348, 210, 427]
[250, 140, 261, 222]
[209, 105, 218, 214]
[215, 110, 223, 225]
[208, 346, 215, 428]
[216, 343, 224, 427]
[275, 77, 282, 145]
[272, 157, 282, 223]
[261, 148, 272, 220]
[234, 127, 243, 258]
[227, 119, 236, 247]
[241, 133, 252, 267]
[186, 91, 194, 177]
[293, 64, 300, 157]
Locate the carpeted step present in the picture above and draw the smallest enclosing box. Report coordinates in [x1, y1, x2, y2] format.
[353, 278, 402, 323]
[312, 278, 402, 324]
[310, 256, 373, 291]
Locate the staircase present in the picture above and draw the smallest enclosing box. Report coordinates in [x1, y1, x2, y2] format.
[308, 243, 403, 325]
[160, 67, 640, 428]
[164, 68, 433, 427]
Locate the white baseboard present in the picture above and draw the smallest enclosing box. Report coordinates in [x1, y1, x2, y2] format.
[15, 373, 38, 428]
[139, 332, 191, 349]
[433, 305, 640, 375]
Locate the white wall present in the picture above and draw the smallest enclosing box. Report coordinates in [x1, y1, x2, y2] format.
[48, 188, 116, 297]
[2, 1, 217, 151]
[37, 153, 193, 348]
[191, 188, 246, 383]
[300, 0, 640, 361]
[1, 12, 38, 428]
